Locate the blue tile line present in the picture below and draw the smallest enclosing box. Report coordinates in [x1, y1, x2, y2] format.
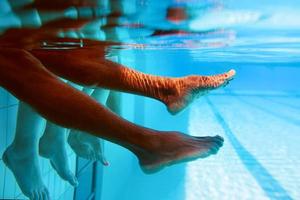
[210, 93, 300, 98]
[260, 97, 300, 112]
[206, 97, 292, 200]
[224, 89, 300, 127]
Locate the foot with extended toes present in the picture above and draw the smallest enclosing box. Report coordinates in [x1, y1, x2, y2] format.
[135, 132, 224, 174]
[68, 130, 109, 165]
[165, 69, 235, 114]
[39, 128, 78, 187]
[2, 145, 50, 200]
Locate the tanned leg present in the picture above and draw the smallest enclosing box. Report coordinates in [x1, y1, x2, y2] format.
[0, 48, 224, 174]
[68, 87, 109, 165]
[30, 47, 235, 115]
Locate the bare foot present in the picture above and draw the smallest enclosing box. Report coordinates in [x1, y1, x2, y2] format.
[165, 69, 235, 114]
[39, 129, 78, 187]
[135, 132, 224, 174]
[67, 130, 109, 165]
[2, 145, 50, 200]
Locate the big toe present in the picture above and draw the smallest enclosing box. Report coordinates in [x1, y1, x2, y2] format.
[61, 169, 78, 187]
[42, 188, 50, 200]
[222, 69, 236, 80]
[212, 135, 224, 146]
[227, 69, 236, 77]
[209, 145, 221, 155]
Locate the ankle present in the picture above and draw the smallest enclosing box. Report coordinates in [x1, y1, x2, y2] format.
[132, 131, 181, 163]
[158, 79, 181, 104]
[5, 144, 37, 159]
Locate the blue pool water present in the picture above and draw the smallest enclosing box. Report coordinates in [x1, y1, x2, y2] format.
[0, 0, 300, 200]
[101, 1, 300, 198]
[105, 48, 299, 200]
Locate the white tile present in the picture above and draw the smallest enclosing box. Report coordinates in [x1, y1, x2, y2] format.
[53, 172, 60, 200]
[3, 166, 16, 199]
[0, 109, 7, 156]
[6, 106, 18, 147]
[56, 176, 63, 199]
[47, 171, 55, 200]
[13, 180, 22, 199]
[0, 160, 5, 198]
[69, 153, 77, 174]
[15, 191, 27, 199]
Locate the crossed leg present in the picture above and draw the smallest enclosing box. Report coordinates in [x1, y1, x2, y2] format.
[0, 47, 228, 174]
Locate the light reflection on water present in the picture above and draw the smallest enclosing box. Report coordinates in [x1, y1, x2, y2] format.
[0, 0, 300, 200]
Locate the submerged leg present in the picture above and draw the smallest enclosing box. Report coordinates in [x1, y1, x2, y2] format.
[2, 101, 49, 200]
[0, 48, 224, 174]
[68, 87, 109, 165]
[39, 121, 78, 186]
[31, 48, 235, 114]
[106, 91, 122, 115]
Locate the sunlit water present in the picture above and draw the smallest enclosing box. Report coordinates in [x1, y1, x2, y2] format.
[109, 1, 300, 199]
[0, 0, 299, 199]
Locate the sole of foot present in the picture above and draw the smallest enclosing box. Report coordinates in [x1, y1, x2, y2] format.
[139, 135, 224, 174]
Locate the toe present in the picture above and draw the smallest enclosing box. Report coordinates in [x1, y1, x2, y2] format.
[228, 69, 236, 77]
[214, 135, 224, 142]
[28, 191, 35, 200]
[42, 188, 49, 200]
[38, 190, 44, 200]
[70, 174, 79, 187]
[222, 69, 236, 80]
[213, 137, 224, 147]
[101, 157, 110, 166]
[216, 69, 236, 84]
[65, 171, 78, 187]
[32, 190, 38, 200]
[210, 145, 221, 155]
[42, 192, 47, 200]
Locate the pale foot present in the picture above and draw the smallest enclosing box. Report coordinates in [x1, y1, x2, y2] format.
[2, 145, 50, 200]
[39, 134, 78, 187]
[67, 130, 109, 165]
[165, 69, 236, 114]
[136, 132, 224, 174]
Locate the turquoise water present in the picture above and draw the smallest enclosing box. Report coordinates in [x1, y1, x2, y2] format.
[0, 0, 300, 200]
[105, 49, 299, 200]
[102, 1, 300, 199]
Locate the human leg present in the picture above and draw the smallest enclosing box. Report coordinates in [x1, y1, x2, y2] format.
[2, 101, 49, 200]
[39, 121, 78, 186]
[106, 90, 122, 115]
[68, 87, 109, 165]
[0, 48, 223, 174]
[30, 47, 235, 115]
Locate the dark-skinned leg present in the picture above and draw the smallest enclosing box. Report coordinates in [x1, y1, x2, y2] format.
[30, 47, 235, 115]
[0, 48, 224, 174]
